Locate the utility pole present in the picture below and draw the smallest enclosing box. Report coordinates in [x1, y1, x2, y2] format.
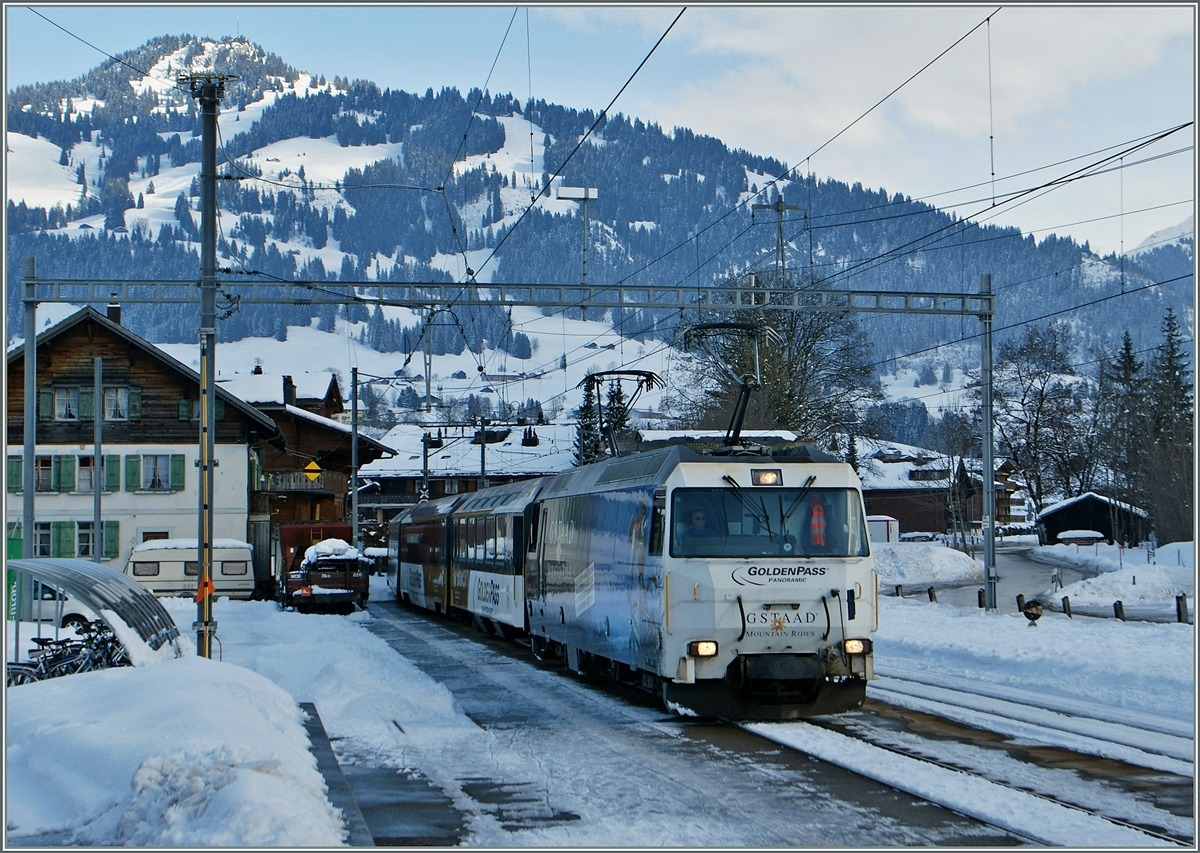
[557, 187, 599, 287]
[477, 417, 490, 490]
[181, 72, 234, 659]
[753, 197, 806, 285]
[980, 273, 997, 610]
[424, 306, 434, 413]
[93, 357, 102, 562]
[351, 366, 359, 552]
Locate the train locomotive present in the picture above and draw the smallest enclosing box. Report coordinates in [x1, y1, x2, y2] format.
[388, 443, 877, 720]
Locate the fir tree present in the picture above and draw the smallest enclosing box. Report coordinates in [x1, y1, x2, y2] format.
[604, 380, 630, 442]
[573, 380, 603, 466]
[1144, 308, 1193, 543]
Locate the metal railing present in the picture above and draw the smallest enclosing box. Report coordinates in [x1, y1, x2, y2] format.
[258, 469, 348, 494]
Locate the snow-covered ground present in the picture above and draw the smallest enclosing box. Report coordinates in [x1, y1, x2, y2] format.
[5, 544, 1195, 846]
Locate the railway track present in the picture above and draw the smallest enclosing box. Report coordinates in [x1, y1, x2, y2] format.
[869, 667, 1194, 773]
[741, 670, 1194, 847]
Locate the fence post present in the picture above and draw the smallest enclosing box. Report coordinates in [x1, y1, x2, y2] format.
[927, 587, 937, 603]
[1176, 594, 1189, 624]
[895, 585, 903, 598]
[1113, 600, 1126, 621]
[1016, 594, 1026, 612]
[1062, 595, 1072, 618]
[978, 589, 985, 609]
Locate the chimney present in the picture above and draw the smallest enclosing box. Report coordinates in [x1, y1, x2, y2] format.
[282, 375, 296, 406]
[252, 364, 263, 375]
[106, 301, 121, 325]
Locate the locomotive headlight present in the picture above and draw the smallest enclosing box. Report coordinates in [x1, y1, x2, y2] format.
[687, 640, 718, 657]
[751, 469, 781, 486]
[843, 638, 872, 655]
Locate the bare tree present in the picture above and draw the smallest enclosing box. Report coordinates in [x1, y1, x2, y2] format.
[973, 321, 1079, 514]
[665, 278, 881, 447]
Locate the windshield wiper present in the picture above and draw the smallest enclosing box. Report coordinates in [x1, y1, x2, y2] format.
[721, 474, 773, 537]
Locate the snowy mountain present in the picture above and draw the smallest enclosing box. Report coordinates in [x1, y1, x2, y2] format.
[6, 34, 1193, 426]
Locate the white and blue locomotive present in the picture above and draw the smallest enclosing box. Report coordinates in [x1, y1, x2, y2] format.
[388, 443, 877, 720]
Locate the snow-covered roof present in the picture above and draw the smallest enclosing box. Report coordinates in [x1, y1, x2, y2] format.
[131, 538, 252, 553]
[360, 422, 577, 479]
[283, 404, 394, 456]
[217, 372, 339, 405]
[637, 429, 798, 442]
[1037, 491, 1150, 520]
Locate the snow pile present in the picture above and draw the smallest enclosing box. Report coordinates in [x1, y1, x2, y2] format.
[5, 656, 346, 846]
[302, 538, 361, 564]
[872, 541, 983, 586]
[1033, 541, 1194, 605]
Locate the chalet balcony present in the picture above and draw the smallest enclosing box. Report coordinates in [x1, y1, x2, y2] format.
[258, 469, 348, 495]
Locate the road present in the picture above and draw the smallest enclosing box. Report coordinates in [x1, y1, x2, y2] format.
[925, 544, 1190, 622]
[354, 598, 1021, 847]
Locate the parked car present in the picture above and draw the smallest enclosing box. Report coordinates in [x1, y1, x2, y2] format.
[25, 584, 97, 630]
[899, 531, 938, 542]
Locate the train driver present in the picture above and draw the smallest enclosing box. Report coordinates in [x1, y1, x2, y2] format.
[679, 507, 714, 553]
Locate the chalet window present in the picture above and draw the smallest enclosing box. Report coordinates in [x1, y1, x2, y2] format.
[35, 456, 53, 492]
[77, 521, 94, 558]
[105, 387, 129, 420]
[33, 522, 51, 557]
[908, 469, 948, 481]
[142, 455, 171, 491]
[55, 387, 80, 420]
[178, 399, 226, 420]
[78, 456, 94, 492]
[126, 454, 184, 491]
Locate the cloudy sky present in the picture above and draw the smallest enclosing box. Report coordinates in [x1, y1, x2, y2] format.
[5, 4, 1195, 256]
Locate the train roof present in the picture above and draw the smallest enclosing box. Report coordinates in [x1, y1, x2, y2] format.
[539, 443, 842, 499]
[392, 493, 464, 524]
[453, 476, 546, 516]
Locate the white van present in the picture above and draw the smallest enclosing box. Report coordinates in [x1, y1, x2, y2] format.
[124, 538, 254, 599]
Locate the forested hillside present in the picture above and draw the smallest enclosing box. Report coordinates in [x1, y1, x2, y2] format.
[7, 34, 1192, 361]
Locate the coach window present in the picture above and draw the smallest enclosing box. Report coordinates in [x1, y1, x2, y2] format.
[485, 516, 497, 567]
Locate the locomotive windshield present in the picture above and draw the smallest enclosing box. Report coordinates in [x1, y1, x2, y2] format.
[670, 487, 870, 558]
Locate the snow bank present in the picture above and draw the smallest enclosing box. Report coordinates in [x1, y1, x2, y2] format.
[872, 541, 983, 586]
[1032, 540, 1194, 605]
[875, 596, 1194, 723]
[5, 656, 346, 846]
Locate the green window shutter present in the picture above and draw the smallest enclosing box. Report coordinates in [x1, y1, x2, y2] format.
[104, 455, 121, 491]
[125, 455, 141, 491]
[52, 455, 62, 491]
[79, 387, 95, 421]
[103, 520, 120, 559]
[215, 398, 226, 420]
[58, 455, 76, 492]
[51, 521, 74, 557]
[170, 454, 186, 491]
[179, 398, 191, 420]
[127, 387, 143, 420]
[7, 457, 21, 492]
[38, 388, 53, 421]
